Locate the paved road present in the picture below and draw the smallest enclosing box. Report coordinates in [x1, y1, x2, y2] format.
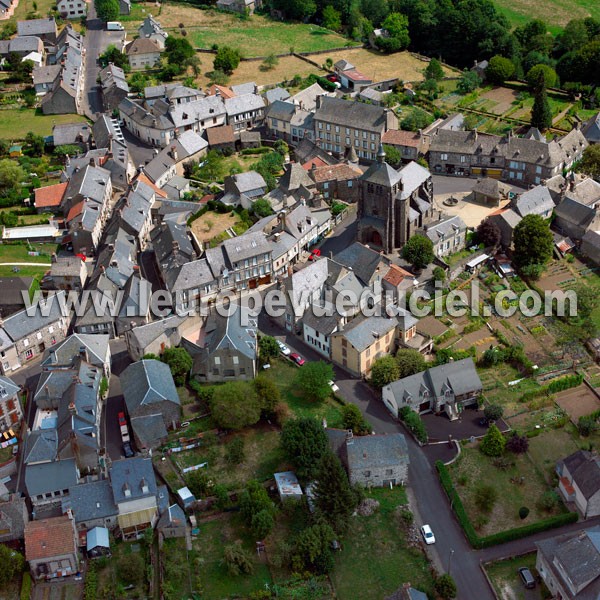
[82, 4, 124, 119]
[257, 312, 495, 600]
[122, 126, 157, 169]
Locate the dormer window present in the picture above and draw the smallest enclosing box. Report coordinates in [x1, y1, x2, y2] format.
[123, 482, 131, 497]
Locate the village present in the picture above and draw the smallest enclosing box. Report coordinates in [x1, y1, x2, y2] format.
[0, 0, 599, 599]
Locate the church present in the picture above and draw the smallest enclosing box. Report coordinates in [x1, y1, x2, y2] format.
[357, 146, 438, 254]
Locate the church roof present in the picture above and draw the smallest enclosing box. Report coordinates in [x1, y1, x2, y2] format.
[360, 160, 401, 187]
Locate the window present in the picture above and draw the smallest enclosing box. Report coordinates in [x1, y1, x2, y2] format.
[214, 357, 221, 365]
[212, 368, 219, 376]
[23, 339, 29, 347]
[460, 156, 466, 163]
[441, 153, 448, 160]
[25, 349, 33, 360]
[326, 123, 331, 131]
[536, 165, 542, 174]
[348, 180, 353, 187]
[318, 122, 323, 130]
[345, 137, 350, 145]
[386, 469, 393, 476]
[335, 125, 340, 133]
[36, 332, 42, 340]
[363, 131, 367, 139]
[363, 471, 371, 477]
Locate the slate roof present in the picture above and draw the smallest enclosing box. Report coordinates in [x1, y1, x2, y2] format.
[120, 359, 179, 417]
[10, 36, 43, 54]
[157, 504, 186, 531]
[17, 17, 56, 37]
[563, 450, 600, 499]
[315, 96, 389, 132]
[301, 308, 339, 336]
[201, 304, 257, 359]
[53, 122, 91, 147]
[126, 315, 186, 351]
[582, 112, 600, 144]
[346, 433, 408, 471]
[361, 154, 401, 187]
[110, 457, 157, 504]
[24, 429, 57, 464]
[1, 291, 65, 342]
[398, 161, 431, 197]
[333, 242, 387, 287]
[0, 374, 19, 399]
[66, 479, 117, 524]
[228, 171, 267, 195]
[25, 515, 76, 561]
[126, 37, 161, 55]
[336, 316, 397, 352]
[0, 495, 28, 542]
[25, 458, 78, 496]
[264, 87, 290, 104]
[64, 163, 111, 204]
[224, 93, 265, 117]
[266, 100, 295, 123]
[42, 333, 109, 369]
[168, 258, 215, 292]
[221, 230, 272, 263]
[514, 185, 554, 217]
[555, 196, 596, 229]
[231, 82, 257, 96]
[99, 63, 129, 93]
[423, 215, 467, 243]
[32, 64, 61, 86]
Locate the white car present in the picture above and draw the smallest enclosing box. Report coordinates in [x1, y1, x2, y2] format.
[277, 340, 291, 356]
[420, 524, 436, 545]
[329, 380, 340, 393]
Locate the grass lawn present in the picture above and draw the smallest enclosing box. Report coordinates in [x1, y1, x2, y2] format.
[5, 0, 55, 25]
[96, 540, 150, 599]
[485, 553, 547, 600]
[0, 208, 54, 227]
[173, 426, 287, 490]
[0, 109, 89, 140]
[192, 516, 272, 600]
[0, 265, 49, 279]
[0, 444, 14, 463]
[478, 365, 541, 414]
[331, 487, 435, 600]
[493, 0, 600, 32]
[264, 359, 345, 428]
[0, 242, 57, 264]
[527, 428, 579, 482]
[449, 444, 563, 536]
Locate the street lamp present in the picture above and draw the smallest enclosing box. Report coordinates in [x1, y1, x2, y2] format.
[448, 548, 455, 575]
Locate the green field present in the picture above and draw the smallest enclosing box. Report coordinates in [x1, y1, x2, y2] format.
[493, 0, 600, 32]
[188, 21, 356, 57]
[0, 243, 57, 264]
[0, 109, 89, 140]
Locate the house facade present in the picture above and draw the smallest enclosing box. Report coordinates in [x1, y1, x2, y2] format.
[556, 450, 600, 519]
[0, 375, 23, 431]
[57, 0, 87, 19]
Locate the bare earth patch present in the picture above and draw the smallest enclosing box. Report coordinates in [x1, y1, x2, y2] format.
[480, 87, 521, 115]
[555, 385, 600, 422]
[190, 211, 238, 243]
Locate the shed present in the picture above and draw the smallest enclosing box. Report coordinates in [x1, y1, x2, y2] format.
[177, 486, 196, 508]
[86, 526, 110, 558]
[465, 253, 489, 273]
[274, 471, 303, 500]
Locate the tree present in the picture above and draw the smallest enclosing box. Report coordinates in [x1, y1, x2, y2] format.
[258, 335, 279, 360]
[383, 144, 401, 167]
[370, 355, 400, 388]
[0, 159, 26, 196]
[578, 414, 598, 436]
[483, 403, 503, 422]
[251, 509, 275, 539]
[578, 144, 600, 179]
[474, 484, 498, 512]
[480, 423, 506, 457]
[295, 360, 334, 402]
[457, 69, 481, 94]
[486, 55, 515, 84]
[435, 574, 457, 599]
[513, 214, 553, 268]
[254, 374, 281, 416]
[342, 404, 371, 435]
[526, 64, 558, 90]
[25, 132, 45, 157]
[375, 13, 410, 53]
[313, 452, 357, 532]
[530, 77, 552, 131]
[0, 545, 24, 587]
[213, 46, 241, 75]
[281, 417, 329, 479]
[425, 58, 444, 81]
[476, 218, 501, 247]
[433, 266, 446, 282]
[400, 107, 433, 132]
[401, 234, 435, 270]
[94, 0, 119, 22]
[395, 349, 427, 378]
[239, 480, 274, 523]
[99, 44, 128, 70]
[293, 521, 336, 574]
[322, 6, 342, 32]
[252, 197, 273, 218]
[537, 490, 559, 512]
[117, 552, 145, 585]
[272, 0, 316, 21]
[210, 381, 262, 429]
[161, 347, 192, 386]
[506, 432, 529, 454]
[261, 54, 279, 71]
[223, 542, 254, 575]
[54, 144, 82, 159]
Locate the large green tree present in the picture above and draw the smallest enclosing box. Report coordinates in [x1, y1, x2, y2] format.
[424, 58, 444, 81]
[485, 55, 515, 84]
[292, 521, 336, 574]
[0, 159, 26, 196]
[370, 355, 400, 389]
[395, 348, 426, 378]
[295, 360, 334, 402]
[281, 417, 329, 479]
[313, 452, 357, 532]
[526, 64, 558, 89]
[161, 347, 192, 386]
[258, 335, 279, 360]
[530, 76, 553, 131]
[0, 545, 24, 587]
[401, 234, 434, 270]
[578, 144, 600, 180]
[480, 423, 506, 457]
[94, 0, 119, 22]
[513, 214, 553, 268]
[210, 381, 261, 430]
[456, 69, 481, 94]
[213, 46, 241, 75]
[376, 12, 410, 53]
[272, 0, 316, 21]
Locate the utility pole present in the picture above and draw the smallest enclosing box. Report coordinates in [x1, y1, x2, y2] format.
[448, 548, 455, 575]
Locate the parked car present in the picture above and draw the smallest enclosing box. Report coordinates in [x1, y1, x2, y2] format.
[518, 567, 536, 589]
[122, 442, 134, 458]
[420, 524, 435, 545]
[308, 248, 321, 261]
[277, 340, 291, 356]
[290, 353, 305, 366]
[326, 73, 339, 82]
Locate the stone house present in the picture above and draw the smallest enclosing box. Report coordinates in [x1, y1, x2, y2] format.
[17, 18, 58, 45]
[0, 374, 23, 431]
[0, 277, 33, 319]
[554, 196, 600, 241]
[308, 162, 362, 202]
[382, 129, 429, 162]
[581, 229, 600, 266]
[57, 0, 87, 19]
[224, 93, 265, 133]
[557, 450, 600, 519]
[421, 215, 467, 258]
[99, 63, 130, 112]
[327, 429, 409, 487]
[126, 37, 162, 71]
[120, 359, 180, 450]
[25, 514, 79, 581]
[582, 112, 600, 145]
[535, 525, 600, 599]
[216, 0, 262, 14]
[137, 15, 168, 50]
[157, 504, 187, 539]
[124, 315, 189, 362]
[0, 494, 29, 543]
[67, 479, 118, 533]
[382, 357, 482, 421]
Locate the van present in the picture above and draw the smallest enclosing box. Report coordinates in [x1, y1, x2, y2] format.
[518, 567, 536, 589]
[106, 21, 124, 31]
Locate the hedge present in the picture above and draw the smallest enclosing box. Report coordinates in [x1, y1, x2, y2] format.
[399, 406, 428, 444]
[20, 573, 31, 600]
[520, 373, 583, 403]
[435, 461, 578, 549]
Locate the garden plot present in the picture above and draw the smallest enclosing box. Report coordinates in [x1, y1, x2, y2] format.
[554, 385, 600, 422]
[478, 87, 521, 115]
[189, 211, 238, 245]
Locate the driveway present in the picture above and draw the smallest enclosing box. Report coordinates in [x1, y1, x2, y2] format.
[82, 4, 124, 119]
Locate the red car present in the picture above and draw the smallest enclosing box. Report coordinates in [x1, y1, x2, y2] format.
[290, 353, 305, 366]
[308, 248, 321, 261]
[118, 412, 127, 427]
[326, 73, 339, 82]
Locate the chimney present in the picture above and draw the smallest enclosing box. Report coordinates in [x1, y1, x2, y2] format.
[171, 145, 178, 161]
[68, 401, 76, 415]
[51, 253, 57, 263]
[140, 478, 149, 494]
[172, 240, 179, 255]
[316, 95, 321, 109]
[89, 157, 96, 167]
[79, 346, 88, 362]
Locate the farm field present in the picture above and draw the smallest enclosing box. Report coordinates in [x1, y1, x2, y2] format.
[493, 0, 600, 32]
[0, 109, 89, 139]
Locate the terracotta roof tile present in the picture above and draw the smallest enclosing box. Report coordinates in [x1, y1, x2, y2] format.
[208, 84, 235, 99]
[382, 129, 421, 148]
[66, 200, 84, 222]
[383, 264, 412, 286]
[302, 157, 328, 170]
[25, 515, 76, 561]
[206, 124, 235, 146]
[34, 182, 68, 209]
[309, 163, 362, 183]
[136, 172, 168, 198]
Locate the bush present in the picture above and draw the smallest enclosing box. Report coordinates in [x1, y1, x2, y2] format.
[342, 404, 371, 435]
[226, 437, 245, 464]
[578, 414, 599, 436]
[480, 424, 506, 457]
[483, 403, 503, 422]
[223, 542, 254, 575]
[474, 484, 497, 512]
[519, 506, 530, 520]
[20, 573, 31, 600]
[398, 406, 428, 444]
[506, 433, 529, 454]
[537, 490, 559, 512]
[435, 574, 457, 599]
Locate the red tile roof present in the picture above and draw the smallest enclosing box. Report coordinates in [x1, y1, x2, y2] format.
[25, 515, 76, 561]
[34, 182, 68, 209]
[382, 129, 421, 148]
[206, 124, 235, 146]
[309, 163, 362, 183]
[560, 476, 575, 496]
[66, 200, 84, 223]
[208, 84, 235, 99]
[384, 264, 413, 286]
[302, 157, 328, 171]
[136, 172, 168, 198]
[342, 69, 372, 83]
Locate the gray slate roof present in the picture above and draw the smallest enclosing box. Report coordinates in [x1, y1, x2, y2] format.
[337, 316, 397, 352]
[264, 87, 290, 104]
[24, 429, 57, 464]
[333, 242, 387, 287]
[202, 304, 257, 359]
[315, 96, 388, 132]
[110, 457, 157, 504]
[17, 17, 56, 37]
[423, 215, 467, 243]
[66, 479, 117, 524]
[346, 433, 409, 471]
[42, 333, 109, 369]
[224, 93, 265, 117]
[514, 185, 554, 217]
[25, 458, 78, 496]
[0, 375, 19, 399]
